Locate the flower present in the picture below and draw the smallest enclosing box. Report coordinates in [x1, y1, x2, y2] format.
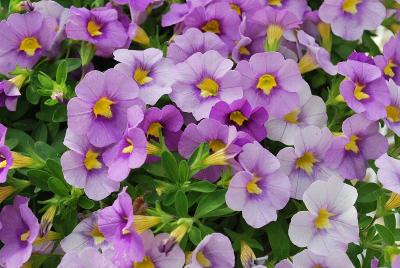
[216, 0, 263, 17]
[318, 0, 385, 41]
[98, 188, 145, 266]
[67, 69, 139, 147]
[376, 154, 400, 194]
[265, 81, 327, 145]
[132, 231, 185, 268]
[226, 141, 291, 228]
[266, 0, 309, 20]
[0, 75, 25, 111]
[288, 177, 359, 256]
[171, 51, 242, 120]
[383, 80, 400, 136]
[277, 126, 337, 199]
[66, 6, 128, 56]
[209, 99, 268, 141]
[161, 3, 191, 27]
[235, 52, 303, 111]
[60, 129, 119, 200]
[60, 213, 107, 253]
[292, 249, 354, 267]
[186, 233, 235, 268]
[58, 247, 116, 268]
[167, 28, 228, 64]
[114, 48, 175, 105]
[0, 196, 39, 268]
[338, 58, 390, 120]
[324, 114, 388, 180]
[0, 124, 12, 183]
[374, 35, 400, 85]
[183, 2, 241, 48]
[0, 11, 57, 75]
[103, 105, 147, 181]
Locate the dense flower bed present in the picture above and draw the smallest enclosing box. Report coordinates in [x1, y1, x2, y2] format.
[0, 0, 400, 267]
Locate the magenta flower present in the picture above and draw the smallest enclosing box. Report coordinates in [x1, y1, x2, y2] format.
[61, 129, 119, 201]
[226, 142, 291, 228]
[319, 0, 385, 41]
[376, 154, 400, 194]
[277, 126, 337, 200]
[186, 233, 234, 268]
[103, 106, 147, 181]
[98, 188, 145, 266]
[374, 35, 400, 85]
[183, 2, 241, 48]
[58, 247, 115, 268]
[0, 11, 57, 75]
[236, 52, 303, 112]
[383, 80, 400, 136]
[0, 196, 39, 268]
[209, 99, 268, 142]
[292, 249, 354, 267]
[67, 69, 139, 147]
[338, 58, 390, 120]
[288, 178, 359, 256]
[0, 124, 12, 183]
[171, 51, 243, 120]
[325, 114, 388, 180]
[167, 28, 228, 64]
[114, 48, 175, 105]
[66, 6, 128, 56]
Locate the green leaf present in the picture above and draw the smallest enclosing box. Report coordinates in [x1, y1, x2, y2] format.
[384, 214, 396, 230]
[56, 60, 68, 85]
[361, 33, 381, 56]
[161, 151, 179, 181]
[266, 219, 291, 260]
[357, 183, 381, 203]
[375, 224, 395, 245]
[32, 123, 48, 142]
[44, 99, 58, 106]
[190, 181, 217, 193]
[52, 105, 67, 122]
[189, 226, 202, 245]
[34, 142, 58, 161]
[178, 160, 189, 183]
[37, 72, 53, 89]
[201, 207, 234, 218]
[80, 42, 96, 66]
[175, 190, 188, 217]
[195, 189, 226, 218]
[48, 177, 69, 197]
[78, 196, 95, 210]
[26, 85, 40, 105]
[65, 58, 82, 72]
[27, 170, 51, 191]
[46, 159, 65, 180]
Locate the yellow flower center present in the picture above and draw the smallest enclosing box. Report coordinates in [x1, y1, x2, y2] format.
[197, 78, 219, 98]
[345, 135, 360, 154]
[147, 122, 163, 138]
[209, 139, 225, 152]
[342, 0, 362, 14]
[296, 151, 317, 175]
[284, 109, 300, 124]
[122, 138, 134, 154]
[239, 46, 251, 55]
[90, 225, 105, 245]
[93, 97, 114, 118]
[20, 230, 30, 241]
[353, 82, 369, 101]
[202, 19, 221, 34]
[246, 176, 262, 195]
[230, 3, 242, 15]
[387, 105, 400, 123]
[84, 150, 102, 171]
[268, 0, 282, 6]
[313, 265, 324, 268]
[0, 159, 7, 169]
[229, 111, 248, 126]
[87, 20, 102, 37]
[314, 208, 334, 229]
[134, 68, 153, 85]
[257, 73, 277, 95]
[19, 37, 42, 57]
[196, 251, 212, 267]
[384, 59, 397, 78]
[134, 256, 155, 268]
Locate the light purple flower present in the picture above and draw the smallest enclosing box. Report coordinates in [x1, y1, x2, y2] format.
[275, 259, 292, 268]
[103, 106, 147, 181]
[277, 126, 338, 200]
[325, 114, 388, 180]
[0, 77, 23, 111]
[226, 141, 291, 228]
[266, 0, 309, 20]
[292, 249, 354, 267]
[209, 99, 268, 142]
[58, 247, 116, 268]
[61, 129, 119, 201]
[0, 196, 39, 268]
[338, 59, 390, 120]
[171, 51, 243, 120]
[114, 48, 175, 105]
[161, 3, 190, 27]
[98, 188, 144, 266]
[66, 6, 128, 56]
[60, 213, 107, 253]
[0, 11, 57, 75]
[376, 154, 400, 194]
[319, 0, 385, 41]
[187, 233, 234, 268]
[215, 0, 263, 17]
[265, 81, 327, 146]
[0, 124, 12, 183]
[67, 69, 139, 147]
[288, 177, 359, 256]
[167, 28, 228, 64]
[183, 2, 241, 48]
[383, 79, 400, 136]
[374, 35, 400, 85]
[235, 52, 303, 111]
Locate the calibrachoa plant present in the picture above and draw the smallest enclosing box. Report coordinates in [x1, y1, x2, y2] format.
[2, 0, 400, 267]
